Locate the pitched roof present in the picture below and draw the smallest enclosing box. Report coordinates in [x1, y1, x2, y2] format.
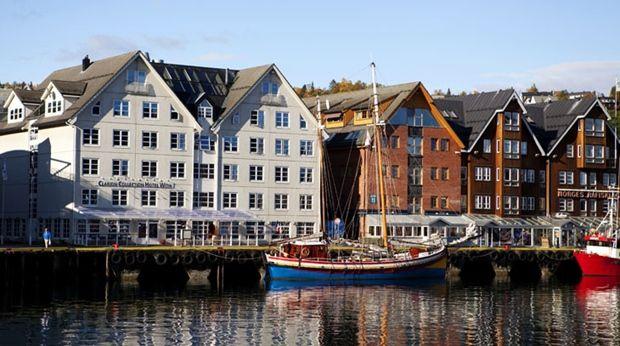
[218, 64, 273, 123]
[525, 97, 599, 151]
[13, 89, 44, 105]
[50, 80, 87, 96]
[434, 89, 515, 148]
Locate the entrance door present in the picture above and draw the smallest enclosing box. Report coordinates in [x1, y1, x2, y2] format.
[137, 220, 159, 245]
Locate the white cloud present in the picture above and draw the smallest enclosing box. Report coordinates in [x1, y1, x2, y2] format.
[197, 52, 238, 62]
[481, 61, 620, 94]
[55, 34, 138, 62]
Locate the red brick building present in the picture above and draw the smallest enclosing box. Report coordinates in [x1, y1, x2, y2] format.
[305, 83, 464, 239]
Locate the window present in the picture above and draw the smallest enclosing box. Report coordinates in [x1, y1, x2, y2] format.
[441, 167, 449, 180]
[275, 138, 289, 156]
[142, 102, 158, 119]
[113, 100, 129, 117]
[521, 197, 536, 211]
[249, 165, 264, 182]
[46, 91, 62, 114]
[141, 190, 156, 207]
[503, 168, 520, 187]
[8, 107, 24, 122]
[169, 191, 184, 207]
[430, 167, 438, 180]
[198, 135, 216, 151]
[408, 136, 423, 155]
[585, 145, 605, 163]
[275, 166, 289, 183]
[390, 136, 400, 148]
[249, 193, 263, 210]
[275, 112, 289, 128]
[250, 138, 264, 155]
[603, 173, 617, 187]
[223, 192, 237, 209]
[170, 162, 185, 179]
[559, 198, 574, 212]
[193, 192, 215, 208]
[231, 113, 240, 125]
[589, 172, 597, 186]
[112, 159, 129, 177]
[430, 196, 438, 209]
[520, 169, 535, 183]
[300, 140, 314, 156]
[250, 110, 264, 127]
[411, 167, 422, 185]
[82, 129, 99, 146]
[127, 70, 146, 84]
[275, 193, 288, 210]
[580, 199, 588, 214]
[113, 129, 129, 147]
[483, 139, 492, 153]
[300, 167, 313, 183]
[300, 115, 307, 129]
[539, 170, 546, 184]
[300, 194, 313, 210]
[503, 140, 520, 159]
[142, 131, 158, 149]
[440, 196, 448, 209]
[170, 133, 186, 150]
[141, 161, 157, 177]
[566, 144, 574, 158]
[82, 158, 99, 176]
[504, 112, 520, 130]
[474, 195, 491, 210]
[521, 141, 527, 156]
[91, 101, 101, 116]
[81, 189, 97, 206]
[194, 163, 215, 179]
[585, 118, 605, 137]
[198, 104, 213, 118]
[223, 164, 238, 181]
[391, 165, 400, 178]
[170, 105, 180, 121]
[589, 199, 597, 215]
[559, 171, 574, 185]
[430, 138, 438, 151]
[474, 167, 492, 181]
[579, 172, 588, 186]
[503, 196, 519, 213]
[223, 136, 238, 152]
[440, 138, 449, 151]
[112, 190, 128, 206]
[297, 222, 315, 236]
[262, 81, 279, 95]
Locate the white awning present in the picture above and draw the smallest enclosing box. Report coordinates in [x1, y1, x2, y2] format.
[364, 214, 473, 227]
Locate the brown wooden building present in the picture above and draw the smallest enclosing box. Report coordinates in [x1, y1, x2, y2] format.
[527, 98, 619, 218]
[435, 90, 547, 217]
[305, 83, 464, 239]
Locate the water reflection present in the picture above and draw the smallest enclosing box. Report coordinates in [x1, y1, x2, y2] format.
[0, 278, 619, 345]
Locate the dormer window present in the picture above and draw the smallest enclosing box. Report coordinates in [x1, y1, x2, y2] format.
[46, 91, 62, 115]
[127, 70, 146, 85]
[355, 110, 370, 120]
[8, 107, 24, 123]
[91, 101, 101, 116]
[198, 102, 213, 118]
[261, 81, 279, 95]
[585, 118, 605, 137]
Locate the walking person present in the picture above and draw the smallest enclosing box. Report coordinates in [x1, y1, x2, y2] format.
[43, 227, 52, 248]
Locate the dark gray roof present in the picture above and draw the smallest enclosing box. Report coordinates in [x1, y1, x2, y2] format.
[525, 97, 598, 151]
[152, 61, 273, 126]
[13, 89, 44, 104]
[434, 89, 515, 148]
[151, 62, 238, 121]
[51, 80, 87, 96]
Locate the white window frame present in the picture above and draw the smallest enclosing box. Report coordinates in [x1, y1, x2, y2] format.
[113, 100, 130, 117]
[142, 101, 159, 119]
[223, 136, 238, 153]
[275, 111, 290, 128]
[113, 129, 130, 148]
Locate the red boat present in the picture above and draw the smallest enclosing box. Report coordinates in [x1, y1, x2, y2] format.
[574, 188, 620, 277]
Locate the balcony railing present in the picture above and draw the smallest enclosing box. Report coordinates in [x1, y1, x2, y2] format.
[125, 83, 155, 96]
[260, 94, 287, 106]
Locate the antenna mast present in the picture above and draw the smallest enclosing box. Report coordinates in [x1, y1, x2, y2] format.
[371, 62, 389, 248]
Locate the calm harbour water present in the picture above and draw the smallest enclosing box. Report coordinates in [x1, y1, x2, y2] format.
[0, 278, 619, 345]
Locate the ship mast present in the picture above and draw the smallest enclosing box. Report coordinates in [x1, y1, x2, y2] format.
[317, 98, 327, 237]
[371, 62, 389, 249]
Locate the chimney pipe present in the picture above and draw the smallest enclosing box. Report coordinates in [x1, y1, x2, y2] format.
[82, 55, 91, 71]
[225, 68, 229, 85]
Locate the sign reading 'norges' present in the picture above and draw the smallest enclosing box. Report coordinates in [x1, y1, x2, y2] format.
[557, 189, 614, 199]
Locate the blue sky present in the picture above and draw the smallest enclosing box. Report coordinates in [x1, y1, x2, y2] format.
[1, 0, 619, 94]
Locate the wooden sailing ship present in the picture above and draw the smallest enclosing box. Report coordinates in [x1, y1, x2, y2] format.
[265, 63, 447, 281]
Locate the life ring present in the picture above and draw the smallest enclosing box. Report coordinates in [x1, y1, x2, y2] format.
[124, 252, 136, 266]
[300, 247, 310, 258]
[110, 252, 123, 265]
[181, 252, 194, 266]
[195, 252, 207, 264]
[154, 253, 167, 266]
[136, 252, 148, 264]
[169, 253, 181, 266]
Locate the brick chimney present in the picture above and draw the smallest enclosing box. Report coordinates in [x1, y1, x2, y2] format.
[82, 55, 91, 71]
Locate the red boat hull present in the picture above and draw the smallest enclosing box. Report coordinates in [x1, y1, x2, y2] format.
[574, 251, 620, 277]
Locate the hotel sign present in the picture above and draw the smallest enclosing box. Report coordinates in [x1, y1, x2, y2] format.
[97, 179, 176, 189]
[557, 189, 615, 199]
